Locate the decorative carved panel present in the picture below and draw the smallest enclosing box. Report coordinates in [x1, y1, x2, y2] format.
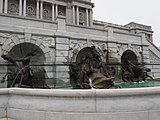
[26, 0, 36, 18]
[32, 35, 55, 48]
[69, 39, 87, 62]
[69, 39, 107, 62]
[43, 2, 52, 20]
[79, 7, 86, 25]
[8, 0, 19, 15]
[0, 33, 24, 54]
[116, 43, 142, 63]
[32, 35, 55, 62]
[0, 33, 55, 63]
[58, 5, 66, 16]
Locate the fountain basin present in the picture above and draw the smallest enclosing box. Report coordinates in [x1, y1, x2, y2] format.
[115, 80, 160, 88]
[0, 87, 160, 120]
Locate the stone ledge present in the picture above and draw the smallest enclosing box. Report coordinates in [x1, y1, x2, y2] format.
[0, 88, 160, 120]
[0, 118, 14, 120]
[1, 87, 160, 97]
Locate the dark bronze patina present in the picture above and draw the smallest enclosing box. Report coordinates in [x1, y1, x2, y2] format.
[121, 51, 153, 82]
[70, 46, 117, 89]
[1, 51, 34, 88]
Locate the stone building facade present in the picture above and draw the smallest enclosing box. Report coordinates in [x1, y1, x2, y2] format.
[0, 0, 160, 88]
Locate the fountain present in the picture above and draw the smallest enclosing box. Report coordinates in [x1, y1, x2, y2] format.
[69, 46, 118, 89]
[1, 45, 155, 90]
[1, 51, 50, 89]
[1, 0, 160, 118]
[0, 46, 160, 120]
[116, 49, 155, 88]
[1, 52, 34, 88]
[121, 50, 153, 82]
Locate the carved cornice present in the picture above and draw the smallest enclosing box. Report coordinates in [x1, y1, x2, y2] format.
[57, 0, 94, 7]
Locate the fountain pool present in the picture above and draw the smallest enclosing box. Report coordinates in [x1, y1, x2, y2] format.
[115, 80, 160, 88]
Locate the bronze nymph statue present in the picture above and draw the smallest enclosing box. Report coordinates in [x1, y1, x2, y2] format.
[1, 51, 34, 88]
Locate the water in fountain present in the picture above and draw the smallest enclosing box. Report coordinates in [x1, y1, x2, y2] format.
[89, 78, 94, 89]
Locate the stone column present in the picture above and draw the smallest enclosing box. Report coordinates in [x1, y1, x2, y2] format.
[0, 43, 2, 61]
[86, 8, 89, 26]
[76, 6, 79, 25]
[55, 15, 69, 85]
[107, 28, 117, 61]
[19, 0, 22, 16]
[0, 0, 3, 13]
[55, 36, 70, 87]
[55, 4, 58, 19]
[0, 43, 7, 87]
[23, 0, 26, 16]
[52, 3, 55, 21]
[36, 0, 39, 18]
[56, 16, 66, 31]
[140, 33, 150, 64]
[108, 28, 114, 41]
[24, 29, 31, 42]
[66, 3, 72, 24]
[72, 5, 75, 24]
[55, 16, 69, 87]
[4, 0, 8, 14]
[89, 9, 93, 26]
[40, 1, 43, 19]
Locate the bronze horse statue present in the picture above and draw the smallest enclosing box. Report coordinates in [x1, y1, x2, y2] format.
[69, 63, 91, 89]
[1, 51, 34, 88]
[122, 54, 153, 82]
[69, 46, 117, 89]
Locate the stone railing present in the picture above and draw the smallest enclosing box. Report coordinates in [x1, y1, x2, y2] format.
[0, 87, 160, 120]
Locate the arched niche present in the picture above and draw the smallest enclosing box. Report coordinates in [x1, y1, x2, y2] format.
[121, 50, 138, 65]
[8, 42, 45, 64]
[76, 47, 92, 63]
[6, 43, 48, 88]
[121, 50, 138, 81]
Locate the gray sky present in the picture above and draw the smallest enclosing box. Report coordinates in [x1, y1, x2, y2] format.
[92, 0, 160, 47]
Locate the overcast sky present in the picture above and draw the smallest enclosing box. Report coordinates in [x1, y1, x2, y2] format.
[92, 0, 160, 47]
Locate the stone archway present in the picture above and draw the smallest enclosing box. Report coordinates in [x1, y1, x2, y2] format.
[76, 47, 92, 63]
[121, 50, 138, 65]
[8, 42, 45, 63]
[6, 43, 48, 88]
[121, 50, 138, 81]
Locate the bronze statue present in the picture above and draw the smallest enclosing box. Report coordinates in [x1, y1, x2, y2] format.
[122, 55, 153, 82]
[86, 46, 110, 78]
[1, 51, 34, 88]
[69, 46, 117, 89]
[69, 63, 91, 89]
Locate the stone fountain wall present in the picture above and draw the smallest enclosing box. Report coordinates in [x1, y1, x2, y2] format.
[0, 88, 160, 120]
[0, 3, 160, 88]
